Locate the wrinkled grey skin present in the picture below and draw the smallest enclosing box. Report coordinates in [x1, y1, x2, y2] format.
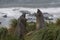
[15, 13, 26, 40]
[36, 9, 45, 30]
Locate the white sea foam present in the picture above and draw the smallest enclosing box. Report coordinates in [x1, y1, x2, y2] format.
[0, 7, 60, 18]
[0, 7, 60, 27]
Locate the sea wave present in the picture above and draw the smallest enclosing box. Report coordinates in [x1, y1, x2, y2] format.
[0, 7, 60, 18]
[0, 7, 60, 27]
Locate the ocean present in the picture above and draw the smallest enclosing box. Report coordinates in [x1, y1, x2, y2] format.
[0, 0, 60, 28]
[0, 0, 60, 17]
[0, 0, 60, 8]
